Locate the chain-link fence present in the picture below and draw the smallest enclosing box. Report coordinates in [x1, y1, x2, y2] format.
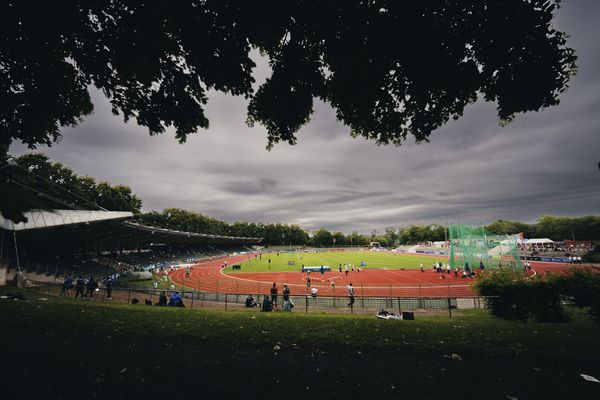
[26, 279, 488, 317]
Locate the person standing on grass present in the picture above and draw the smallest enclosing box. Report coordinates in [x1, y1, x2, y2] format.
[345, 265, 349, 276]
[75, 275, 85, 299]
[105, 276, 114, 300]
[347, 283, 355, 307]
[283, 284, 290, 302]
[85, 275, 97, 299]
[270, 282, 278, 309]
[60, 274, 72, 296]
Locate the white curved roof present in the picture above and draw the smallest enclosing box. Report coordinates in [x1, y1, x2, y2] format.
[0, 209, 133, 231]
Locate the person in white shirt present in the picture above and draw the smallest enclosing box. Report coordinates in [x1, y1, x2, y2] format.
[347, 283, 355, 307]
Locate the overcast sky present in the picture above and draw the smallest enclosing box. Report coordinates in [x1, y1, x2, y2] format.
[10, 1, 600, 234]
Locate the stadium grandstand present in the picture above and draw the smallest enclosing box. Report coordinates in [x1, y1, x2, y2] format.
[0, 209, 261, 283]
[0, 157, 263, 284]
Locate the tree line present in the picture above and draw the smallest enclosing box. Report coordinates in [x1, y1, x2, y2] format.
[0, 153, 142, 221]
[138, 209, 309, 245]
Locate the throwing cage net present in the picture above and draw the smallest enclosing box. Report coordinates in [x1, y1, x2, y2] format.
[448, 224, 522, 270]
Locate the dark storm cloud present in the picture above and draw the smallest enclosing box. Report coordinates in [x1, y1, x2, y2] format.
[9, 0, 600, 234]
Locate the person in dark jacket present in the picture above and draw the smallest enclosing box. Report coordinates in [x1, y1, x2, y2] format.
[75, 276, 85, 298]
[157, 291, 168, 306]
[105, 276, 114, 300]
[85, 276, 97, 299]
[60, 275, 73, 296]
[261, 295, 273, 312]
[245, 295, 258, 308]
[283, 285, 290, 302]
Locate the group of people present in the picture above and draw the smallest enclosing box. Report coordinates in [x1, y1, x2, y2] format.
[251, 281, 355, 311]
[60, 274, 114, 300]
[418, 261, 482, 279]
[339, 263, 361, 275]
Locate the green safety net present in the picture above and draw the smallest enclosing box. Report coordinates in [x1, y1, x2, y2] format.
[448, 224, 522, 270]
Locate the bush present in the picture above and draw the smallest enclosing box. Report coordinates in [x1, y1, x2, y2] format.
[557, 267, 600, 321]
[475, 269, 567, 322]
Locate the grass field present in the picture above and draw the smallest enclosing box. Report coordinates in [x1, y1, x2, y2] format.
[1, 285, 599, 399]
[223, 251, 450, 274]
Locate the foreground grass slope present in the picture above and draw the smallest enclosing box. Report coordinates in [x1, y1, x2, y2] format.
[1, 288, 599, 399]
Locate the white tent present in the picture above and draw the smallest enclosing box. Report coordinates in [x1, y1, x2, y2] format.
[523, 238, 554, 245]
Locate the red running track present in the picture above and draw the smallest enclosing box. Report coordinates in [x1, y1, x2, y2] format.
[169, 254, 587, 298]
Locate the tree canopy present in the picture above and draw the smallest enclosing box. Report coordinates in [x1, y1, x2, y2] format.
[138, 208, 310, 244]
[0, 153, 142, 221]
[1, 0, 576, 155]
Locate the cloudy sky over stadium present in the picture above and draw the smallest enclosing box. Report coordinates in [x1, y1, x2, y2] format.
[10, 0, 600, 234]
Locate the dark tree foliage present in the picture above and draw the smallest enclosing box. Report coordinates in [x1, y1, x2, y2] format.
[0, 153, 142, 221]
[1, 0, 576, 155]
[137, 209, 310, 244]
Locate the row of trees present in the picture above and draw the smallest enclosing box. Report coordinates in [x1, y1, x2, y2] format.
[305, 216, 600, 247]
[138, 209, 309, 245]
[1, 153, 142, 221]
[485, 216, 600, 242]
[134, 213, 600, 247]
[132, 209, 600, 246]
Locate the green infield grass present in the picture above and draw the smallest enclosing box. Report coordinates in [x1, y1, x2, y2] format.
[224, 251, 450, 273]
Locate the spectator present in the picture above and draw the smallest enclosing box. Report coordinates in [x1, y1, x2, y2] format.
[105, 276, 114, 300]
[261, 295, 273, 312]
[283, 285, 290, 302]
[169, 292, 183, 307]
[74, 275, 85, 298]
[60, 274, 73, 296]
[245, 295, 258, 308]
[85, 276, 97, 299]
[157, 292, 168, 306]
[347, 283, 355, 307]
[270, 282, 278, 309]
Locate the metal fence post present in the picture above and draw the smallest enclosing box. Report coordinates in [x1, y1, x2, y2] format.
[397, 297, 401, 315]
[447, 297, 452, 317]
[216, 280, 219, 302]
[361, 284, 364, 308]
[225, 293, 228, 310]
[191, 290, 195, 310]
[333, 292, 336, 308]
[127, 288, 131, 304]
[305, 295, 308, 313]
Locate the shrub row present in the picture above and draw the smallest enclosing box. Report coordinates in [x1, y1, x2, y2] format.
[475, 267, 600, 322]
